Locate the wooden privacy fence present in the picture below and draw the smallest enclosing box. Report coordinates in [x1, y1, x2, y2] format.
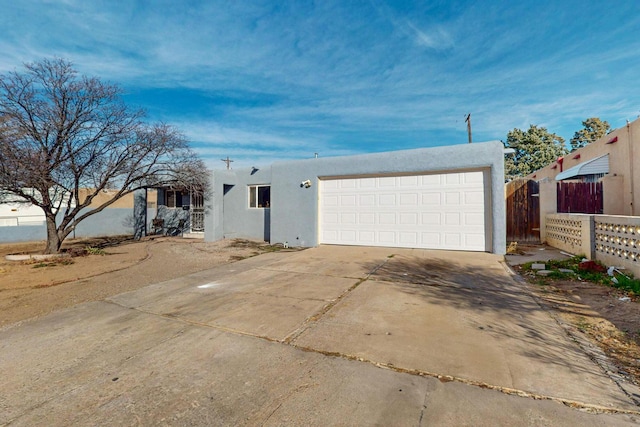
[506, 178, 540, 242]
[557, 182, 603, 214]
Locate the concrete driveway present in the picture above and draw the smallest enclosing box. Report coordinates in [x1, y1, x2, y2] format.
[2, 246, 639, 426]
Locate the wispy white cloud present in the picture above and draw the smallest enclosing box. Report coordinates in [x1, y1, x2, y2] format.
[405, 21, 454, 50]
[2, 0, 640, 169]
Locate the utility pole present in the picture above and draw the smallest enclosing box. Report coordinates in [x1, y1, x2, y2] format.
[465, 113, 472, 144]
[221, 156, 234, 170]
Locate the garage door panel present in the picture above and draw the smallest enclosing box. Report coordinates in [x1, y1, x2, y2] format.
[399, 232, 418, 245]
[360, 194, 375, 206]
[465, 191, 484, 204]
[324, 195, 339, 206]
[445, 174, 461, 184]
[359, 178, 376, 188]
[340, 195, 357, 206]
[445, 192, 461, 205]
[400, 176, 419, 186]
[422, 175, 442, 185]
[399, 193, 419, 205]
[378, 231, 396, 244]
[323, 180, 339, 190]
[379, 213, 396, 225]
[324, 212, 339, 224]
[359, 231, 376, 243]
[465, 233, 485, 247]
[464, 172, 484, 184]
[421, 232, 441, 246]
[340, 180, 357, 189]
[378, 177, 396, 187]
[422, 193, 441, 205]
[444, 234, 461, 246]
[340, 213, 356, 224]
[421, 212, 441, 225]
[358, 213, 375, 224]
[379, 194, 396, 205]
[465, 212, 484, 226]
[399, 212, 418, 225]
[320, 171, 485, 251]
[339, 230, 357, 241]
[445, 212, 460, 225]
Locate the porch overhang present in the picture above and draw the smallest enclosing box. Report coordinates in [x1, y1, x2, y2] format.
[555, 154, 609, 181]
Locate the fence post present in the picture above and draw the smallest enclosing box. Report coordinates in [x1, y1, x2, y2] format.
[581, 215, 595, 259]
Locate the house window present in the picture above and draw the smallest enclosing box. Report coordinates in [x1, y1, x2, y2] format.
[249, 185, 270, 208]
[166, 190, 183, 208]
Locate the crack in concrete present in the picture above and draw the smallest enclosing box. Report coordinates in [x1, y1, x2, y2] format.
[288, 343, 640, 416]
[281, 278, 366, 345]
[281, 256, 393, 345]
[417, 384, 429, 426]
[255, 382, 318, 426]
[102, 255, 640, 417]
[111, 300, 640, 416]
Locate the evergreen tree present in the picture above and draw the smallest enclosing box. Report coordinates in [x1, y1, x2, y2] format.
[504, 125, 567, 181]
[570, 117, 610, 151]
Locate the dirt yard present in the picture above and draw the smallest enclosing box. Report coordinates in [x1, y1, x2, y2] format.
[508, 245, 640, 388]
[0, 236, 291, 328]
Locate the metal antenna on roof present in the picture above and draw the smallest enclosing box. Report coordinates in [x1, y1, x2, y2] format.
[465, 113, 472, 144]
[221, 156, 234, 170]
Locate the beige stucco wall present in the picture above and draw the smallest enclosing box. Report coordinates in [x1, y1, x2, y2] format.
[77, 188, 157, 208]
[601, 175, 625, 215]
[527, 117, 640, 216]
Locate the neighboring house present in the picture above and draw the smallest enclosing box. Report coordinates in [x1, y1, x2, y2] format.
[205, 141, 506, 254]
[521, 118, 640, 277]
[154, 187, 205, 235]
[0, 189, 157, 243]
[526, 116, 640, 216]
[0, 191, 49, 227]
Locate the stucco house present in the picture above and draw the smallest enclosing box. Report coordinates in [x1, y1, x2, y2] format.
[204, 141, 506, 254]
[526, 116, 640, 216]
[0, 189, 157, 243]
[153, 186, 205, 236]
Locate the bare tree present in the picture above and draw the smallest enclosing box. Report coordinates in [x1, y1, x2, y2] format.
[0, 58, 209, 253]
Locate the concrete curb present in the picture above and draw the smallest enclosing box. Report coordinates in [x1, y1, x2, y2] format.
[5, 253, 71, 261]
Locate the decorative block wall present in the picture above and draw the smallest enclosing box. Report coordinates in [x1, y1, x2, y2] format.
[545, 213, 640, 278]
[545, 213, 594, 259]
[594, 216, 640, 278]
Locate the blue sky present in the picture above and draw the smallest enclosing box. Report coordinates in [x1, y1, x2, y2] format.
[2, 1, 640, 169]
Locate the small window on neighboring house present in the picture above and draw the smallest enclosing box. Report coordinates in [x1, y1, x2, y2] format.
[166, 190, 183, 208]
[249, 185, 270, 208]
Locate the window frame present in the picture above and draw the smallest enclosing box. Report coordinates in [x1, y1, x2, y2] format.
[165, 190, 183, 209]
[248, 185, 271, 209]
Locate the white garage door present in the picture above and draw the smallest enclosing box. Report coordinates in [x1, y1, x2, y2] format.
[319, 171, 486, 251]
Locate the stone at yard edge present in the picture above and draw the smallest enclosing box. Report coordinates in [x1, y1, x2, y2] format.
[531, 263, 546, 270]
[537, 270, 553, 276]
[559, 269, 574, 274]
